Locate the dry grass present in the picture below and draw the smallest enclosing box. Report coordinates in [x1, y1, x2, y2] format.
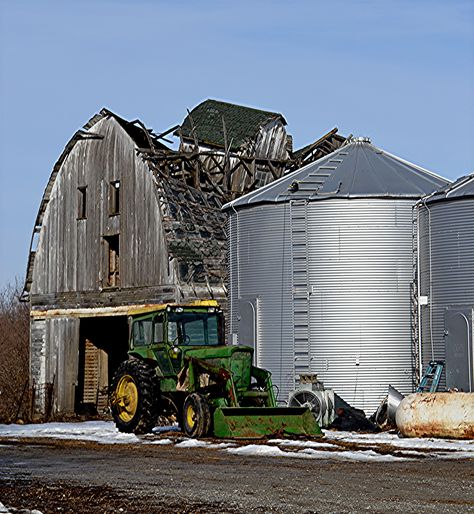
[0, 279, 30, 423]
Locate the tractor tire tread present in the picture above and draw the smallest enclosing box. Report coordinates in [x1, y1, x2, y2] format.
[182, 393, 211, 438]
[110, 359, 159, 435]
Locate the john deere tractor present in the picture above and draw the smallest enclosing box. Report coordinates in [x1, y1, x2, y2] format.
[110, 301, 321, 438]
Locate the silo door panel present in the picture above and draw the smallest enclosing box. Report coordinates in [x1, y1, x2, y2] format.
[238, 298, 257, 361]
[444, 308, 473, 392]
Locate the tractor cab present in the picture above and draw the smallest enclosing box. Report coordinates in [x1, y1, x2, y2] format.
[127, 301, 228, 377]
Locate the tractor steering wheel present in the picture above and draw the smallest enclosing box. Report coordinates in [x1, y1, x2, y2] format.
[172, 334, 191, 345]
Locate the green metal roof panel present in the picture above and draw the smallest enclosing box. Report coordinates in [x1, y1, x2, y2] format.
[178, 99, 286, 151]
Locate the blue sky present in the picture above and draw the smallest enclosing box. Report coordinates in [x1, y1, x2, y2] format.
[0, 0, 473, 288]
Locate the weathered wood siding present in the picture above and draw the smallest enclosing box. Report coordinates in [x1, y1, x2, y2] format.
[246, 119, 289, 160]
[83, 339, 108, 411]
[31, 116, 170, 301]
[30, 317, 79, 414]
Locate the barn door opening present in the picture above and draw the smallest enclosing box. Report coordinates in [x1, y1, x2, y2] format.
[76, 316, 129, 414]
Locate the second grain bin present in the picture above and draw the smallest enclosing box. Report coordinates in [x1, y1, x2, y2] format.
[417, 173, 474, 393]
[224, 137, 448, 413]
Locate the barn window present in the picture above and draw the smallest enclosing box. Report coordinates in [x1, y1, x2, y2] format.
[109, 180, 120, 215]
[104, 234, 120, 287]
[77, 186, 87, 219]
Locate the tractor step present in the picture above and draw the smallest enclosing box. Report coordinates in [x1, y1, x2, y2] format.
[212, 406, 322, 439]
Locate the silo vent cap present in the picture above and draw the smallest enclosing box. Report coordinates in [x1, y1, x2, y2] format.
[349, 136, 371, 144]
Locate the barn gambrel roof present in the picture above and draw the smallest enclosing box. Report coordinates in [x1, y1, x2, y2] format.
[22, 109, 227, 300]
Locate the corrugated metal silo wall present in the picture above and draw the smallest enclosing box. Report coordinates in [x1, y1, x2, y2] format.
[228, 205, 295, 403]
[306, 199, 415, 413]
[229, 199, 416, 412]
[418, 199, 474, 385]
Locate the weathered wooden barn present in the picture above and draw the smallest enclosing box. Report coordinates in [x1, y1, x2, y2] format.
[23, 101, 346, 417]
[22, 109, 230, 416]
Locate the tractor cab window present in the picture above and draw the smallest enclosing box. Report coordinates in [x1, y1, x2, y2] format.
[153, 316, 164, 344]
[132, 319, 153, 347]
[168, 311, 219, 346]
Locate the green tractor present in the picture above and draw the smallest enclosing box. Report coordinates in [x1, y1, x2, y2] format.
[110, 301, 321, 439]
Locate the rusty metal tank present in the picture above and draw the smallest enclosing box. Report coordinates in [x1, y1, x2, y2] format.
[396, 392, 474, 439]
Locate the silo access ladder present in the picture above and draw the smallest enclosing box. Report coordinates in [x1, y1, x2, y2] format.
[416, 361, 444, 393]
[290, 200, 310, 379]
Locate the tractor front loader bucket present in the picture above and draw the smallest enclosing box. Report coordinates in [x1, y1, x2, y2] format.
[213, 407, 322, 439]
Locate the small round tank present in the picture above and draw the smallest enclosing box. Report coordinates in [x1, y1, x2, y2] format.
[396, 392, 474, 439]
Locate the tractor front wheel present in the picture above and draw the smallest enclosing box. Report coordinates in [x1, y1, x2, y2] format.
[181, 393, 211, 438]
[110, 359, 158, 434]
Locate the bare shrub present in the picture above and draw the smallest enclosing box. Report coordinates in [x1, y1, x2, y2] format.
[0, 279, 30, 422]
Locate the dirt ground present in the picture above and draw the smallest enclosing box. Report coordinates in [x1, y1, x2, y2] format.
[1, 438, 473, 514]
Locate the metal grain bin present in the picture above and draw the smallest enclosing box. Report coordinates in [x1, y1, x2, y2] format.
[224, 137, 448, 413]
[417, 173, 474, 392]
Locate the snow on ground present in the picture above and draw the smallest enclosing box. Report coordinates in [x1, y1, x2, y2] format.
[175, 439, 235, 449]
[226, 444, 406, 462]
[0, 422, 472, 461]
[0, 421, 140, 445]
[297, 448, 408, 462]
[267, 438, 337, 449]
[0, 500, 43, 514]
[147, 438, 173, 445]
[323, 429, 474, 452]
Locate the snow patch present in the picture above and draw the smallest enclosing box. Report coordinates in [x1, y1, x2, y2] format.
[268, 438, 336, 449]
[324, 430, 474, 454]
[175, 439, 210, 448]
[297, 448, 408, 462]
[147, 438, 173, 445]
[227, 444, 290, 458]
[226, 444, 407, 462]
[207, 442, 236, 449]
[0, 501, 43, 514]
[0, 421, 139, 445]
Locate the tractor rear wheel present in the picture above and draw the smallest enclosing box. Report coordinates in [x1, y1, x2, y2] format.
[110, 359, 158, 434]
[181, 393, 211, 438]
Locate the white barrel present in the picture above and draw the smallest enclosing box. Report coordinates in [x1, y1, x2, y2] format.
[396, 392, 474, 439]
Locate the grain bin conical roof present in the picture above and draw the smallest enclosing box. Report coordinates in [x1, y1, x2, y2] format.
[223, 137, 449, 210]
[422, 172, 474, 204]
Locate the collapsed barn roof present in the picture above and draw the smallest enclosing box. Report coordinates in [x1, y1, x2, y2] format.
[223, 137, 450, 210]
[23, 105, 349, 300]
[176, 99, 286, 151]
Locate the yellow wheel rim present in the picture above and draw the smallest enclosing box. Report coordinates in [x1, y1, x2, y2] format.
[186, 404, 196, 429]
[115, 375, 138, 423]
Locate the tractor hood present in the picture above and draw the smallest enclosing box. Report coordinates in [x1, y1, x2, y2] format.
[183, 345, 255, 392]
[183, 345, 254, 361]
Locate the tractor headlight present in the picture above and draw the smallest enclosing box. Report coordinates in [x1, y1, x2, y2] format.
[208, 307, 215, 313]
